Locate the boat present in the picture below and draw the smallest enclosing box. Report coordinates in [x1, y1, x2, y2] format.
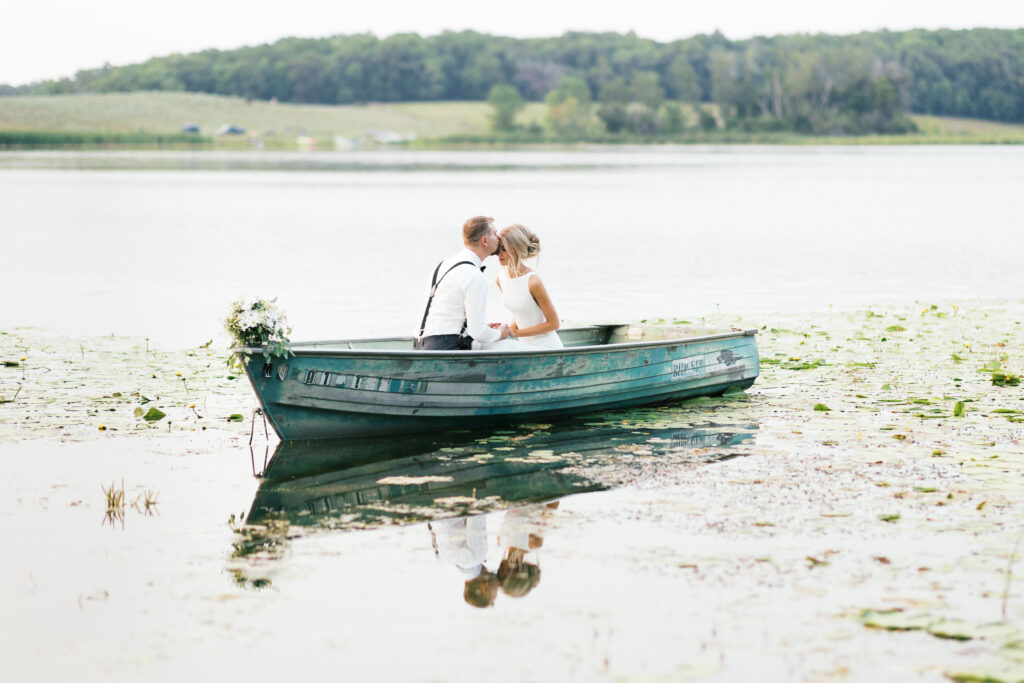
[240, 323, 759, 440]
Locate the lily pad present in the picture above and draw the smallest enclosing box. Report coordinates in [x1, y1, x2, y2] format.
[929, 619, 1021, 642]
[948, 660, 1024, 683]
[783, 359, 825, 371]
[859, 609, 934, 631]
[142, 407, 166, 422]
[813, 403, 831, 411]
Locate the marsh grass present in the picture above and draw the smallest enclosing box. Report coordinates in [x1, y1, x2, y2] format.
[101, 480, 159, 524]
[133, 489, 159, 516]
[0, 130, 209, 148]
[103, 479, 125, 512]
[102, 479, 126, 527]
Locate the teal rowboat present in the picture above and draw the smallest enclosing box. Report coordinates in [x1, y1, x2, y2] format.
[240, 324, 759, 440]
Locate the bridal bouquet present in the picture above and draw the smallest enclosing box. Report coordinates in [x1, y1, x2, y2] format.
[224, 297, 293, 365]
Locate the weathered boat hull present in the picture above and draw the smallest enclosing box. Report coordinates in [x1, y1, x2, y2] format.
[241, 325, 759, 440]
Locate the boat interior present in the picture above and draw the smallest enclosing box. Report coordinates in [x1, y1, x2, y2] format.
[288, 324, 745, 352]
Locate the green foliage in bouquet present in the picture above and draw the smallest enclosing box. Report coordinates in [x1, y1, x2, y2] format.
[224, 297, 293, 368]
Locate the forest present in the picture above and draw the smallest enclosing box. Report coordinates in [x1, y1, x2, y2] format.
[2, 28, 1021, 135]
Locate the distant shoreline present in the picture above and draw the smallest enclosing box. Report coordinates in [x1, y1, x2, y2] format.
[2, 93, 1023, 150]
[3, 130, 1022, 151]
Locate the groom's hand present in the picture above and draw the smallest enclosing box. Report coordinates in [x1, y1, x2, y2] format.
[498, 323, 510, 339]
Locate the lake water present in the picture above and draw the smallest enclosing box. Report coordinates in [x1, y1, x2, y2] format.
[1, 146, 1021, 347]
[3, 147, 1024, 681]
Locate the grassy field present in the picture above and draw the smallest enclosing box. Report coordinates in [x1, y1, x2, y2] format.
[0, 92, 543, 148]
[910, 114, 1024, 143]
[1, 91, 1022, 148]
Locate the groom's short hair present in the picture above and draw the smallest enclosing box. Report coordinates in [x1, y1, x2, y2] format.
[463, 216, 494, 245]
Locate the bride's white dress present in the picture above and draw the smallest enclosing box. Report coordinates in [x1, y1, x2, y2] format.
[476, 270, 563, 351]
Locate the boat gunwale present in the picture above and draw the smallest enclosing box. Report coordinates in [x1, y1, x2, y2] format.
[240, 327, 759, 360]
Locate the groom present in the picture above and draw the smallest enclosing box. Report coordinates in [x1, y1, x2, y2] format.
[414, 216, 511, 350]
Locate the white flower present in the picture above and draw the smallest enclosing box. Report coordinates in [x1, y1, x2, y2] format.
[237, 310, 261, 331]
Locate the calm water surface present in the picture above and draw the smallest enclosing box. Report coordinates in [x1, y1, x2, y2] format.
[2, 147, 1022, 681]
[1, 146, 1020, 346]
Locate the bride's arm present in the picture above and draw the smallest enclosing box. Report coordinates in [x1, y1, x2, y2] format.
[513, 276, 560, 338]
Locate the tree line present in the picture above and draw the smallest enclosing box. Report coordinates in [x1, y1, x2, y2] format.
[3, 28, 1022, 134]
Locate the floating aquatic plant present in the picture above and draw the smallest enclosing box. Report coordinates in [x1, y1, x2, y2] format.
[141, 407, 166, 422]
[991, 371, 1021, 387]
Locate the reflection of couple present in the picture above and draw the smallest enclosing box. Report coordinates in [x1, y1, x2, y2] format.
[429, 502, 558, 608]
[413, 216, 563, 351]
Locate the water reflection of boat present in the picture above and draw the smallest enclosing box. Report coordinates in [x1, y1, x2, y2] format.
[245, 416, 757, 529]
[241, 324, 759, 439]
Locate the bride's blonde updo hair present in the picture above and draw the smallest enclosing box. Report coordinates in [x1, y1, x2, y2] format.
[499, 224, 541, 277]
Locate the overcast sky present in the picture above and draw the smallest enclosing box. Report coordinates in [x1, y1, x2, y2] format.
[4, 0, 1023, 86]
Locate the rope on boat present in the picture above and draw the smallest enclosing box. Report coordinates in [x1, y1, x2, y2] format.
[247, 408, 271, 478]
[249, 444, 269, 478]
[249, 407, 269, 446]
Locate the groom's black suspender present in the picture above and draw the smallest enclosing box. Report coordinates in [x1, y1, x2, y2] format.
[416, 260, 476, 340]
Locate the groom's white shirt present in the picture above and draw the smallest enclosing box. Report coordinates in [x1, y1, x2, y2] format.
[420, 247, 501, 343]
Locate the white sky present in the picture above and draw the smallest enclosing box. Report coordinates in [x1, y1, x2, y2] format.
[4, 0, 1023, 86]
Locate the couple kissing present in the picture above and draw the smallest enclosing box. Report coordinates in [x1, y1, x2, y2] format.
[413, 215, 562, 352]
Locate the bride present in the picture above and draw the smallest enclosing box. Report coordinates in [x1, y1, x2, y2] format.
[477, 224, 563, 351]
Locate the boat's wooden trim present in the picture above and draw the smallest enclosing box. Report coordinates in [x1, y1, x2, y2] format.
[282, 325, 613, 349]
